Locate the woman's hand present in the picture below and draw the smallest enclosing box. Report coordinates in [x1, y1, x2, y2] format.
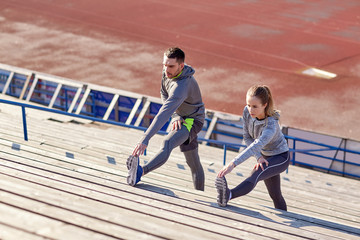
[254, 156, 269, 171]
[217, 162, 236, 178]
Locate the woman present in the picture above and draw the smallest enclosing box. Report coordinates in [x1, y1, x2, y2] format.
[216, 85, 290, 210]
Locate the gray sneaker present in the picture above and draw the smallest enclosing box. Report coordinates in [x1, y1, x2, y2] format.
[215, 177, 230, 207]
[126, 155, 135, 170]
[127, 155, 143, 186]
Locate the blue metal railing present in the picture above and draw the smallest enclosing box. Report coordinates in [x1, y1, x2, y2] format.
[0, 98, 154, 136]
[1, 98, 359, 179]
[285, 136, 360, 178]
[0, 98, 243, 164]
[0, 74, 170, 128]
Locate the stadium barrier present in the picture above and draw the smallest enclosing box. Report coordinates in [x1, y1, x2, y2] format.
[1, 63, 359, 179]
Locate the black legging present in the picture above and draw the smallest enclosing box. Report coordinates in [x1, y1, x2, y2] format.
[230, 151, 290, 210]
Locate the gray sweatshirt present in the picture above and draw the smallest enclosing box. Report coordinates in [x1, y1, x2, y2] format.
[232, 106, 289, 166]
[140, 65, 205, 146]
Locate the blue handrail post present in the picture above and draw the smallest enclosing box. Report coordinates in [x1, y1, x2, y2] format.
[292, 139, 296, 165]
[143, 129, 147, 156]
[65, 89, 69, 111]
[342, 139, 347, 177]
[91, 93, 96, 117]
[21, 106, 28, 141]
[223, 144, 227, 166]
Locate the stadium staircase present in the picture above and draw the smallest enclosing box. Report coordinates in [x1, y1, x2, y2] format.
[0, 95, 359, 240]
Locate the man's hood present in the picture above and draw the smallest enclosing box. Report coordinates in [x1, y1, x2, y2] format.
[178, 64, 195, 79]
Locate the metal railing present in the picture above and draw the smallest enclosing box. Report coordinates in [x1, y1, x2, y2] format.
[1, 98, 360, 179]
[0, 98, 153, 140]
[286, 136, 360, 178]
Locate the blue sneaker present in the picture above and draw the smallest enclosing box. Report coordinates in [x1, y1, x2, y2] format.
[127, 155, 143, 186]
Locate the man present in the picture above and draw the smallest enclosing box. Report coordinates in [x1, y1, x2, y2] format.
[127, 47, 205, 190]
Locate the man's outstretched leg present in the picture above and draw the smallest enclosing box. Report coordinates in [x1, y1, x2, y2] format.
[183, 147, 205, 191]
[127, 126, 189, 186]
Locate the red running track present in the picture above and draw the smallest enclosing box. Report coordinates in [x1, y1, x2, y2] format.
[0, 0, 360, 140]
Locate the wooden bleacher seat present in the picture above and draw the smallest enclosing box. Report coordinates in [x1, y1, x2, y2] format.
[0, 97, 359, 239]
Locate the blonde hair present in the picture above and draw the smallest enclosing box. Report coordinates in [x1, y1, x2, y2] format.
[247, 85, 279, 117]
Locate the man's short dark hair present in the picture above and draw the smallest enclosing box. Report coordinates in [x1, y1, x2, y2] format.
[164, 47, 185, 63]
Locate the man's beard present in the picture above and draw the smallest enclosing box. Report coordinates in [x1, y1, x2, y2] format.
[166, 67, 181, 79]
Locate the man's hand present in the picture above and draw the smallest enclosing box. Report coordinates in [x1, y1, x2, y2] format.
[254, 156, 269, 171]
[217, 162, 236, 178]
[132, 143, 147, 157]
[171, 119, 186, 131]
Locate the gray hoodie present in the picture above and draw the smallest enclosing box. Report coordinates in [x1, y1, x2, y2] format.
[232, 106, 289, 166]
[140, 65, 205, 146]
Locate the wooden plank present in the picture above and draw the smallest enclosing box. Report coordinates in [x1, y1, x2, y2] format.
[84, 83, 145, 100]
[1, 151, 358, 240]
[0, 190, 157, 240]
[19, 74, 33, 100]
[1, 118, 360, 217]
[0, 63, 34, 100]
[0, 115, 360, 210]
[125, 97, 142, 125]
[35, 73, 83, 88]
[0, 200, 121, 240]
[0, 63, 33, 75]
[0, 108, 360, 236]
[2, 138, 359, 231]
[0, 156, 327, 240]
[0, 222, 46, 240]
[134, 100, 151, 127]
[67, 87, 82, 113]
[0, 171, 244, 240]
[2, 141, 359, 239]
[48, 83, 62, 108]
[4, 117, 355, 209]
[1, 71, 14, 95]
[75, 87, 91, 115]
[25, 76, 39, 102]
[103, 94, 119, 120]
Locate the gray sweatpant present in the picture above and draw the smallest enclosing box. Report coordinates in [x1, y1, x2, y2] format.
[142, 121, 205, 190]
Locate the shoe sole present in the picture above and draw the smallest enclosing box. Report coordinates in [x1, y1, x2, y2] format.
[215, 177, 228, 207]
[127, 156, 138, 186]
[126, 155, 134, 170]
